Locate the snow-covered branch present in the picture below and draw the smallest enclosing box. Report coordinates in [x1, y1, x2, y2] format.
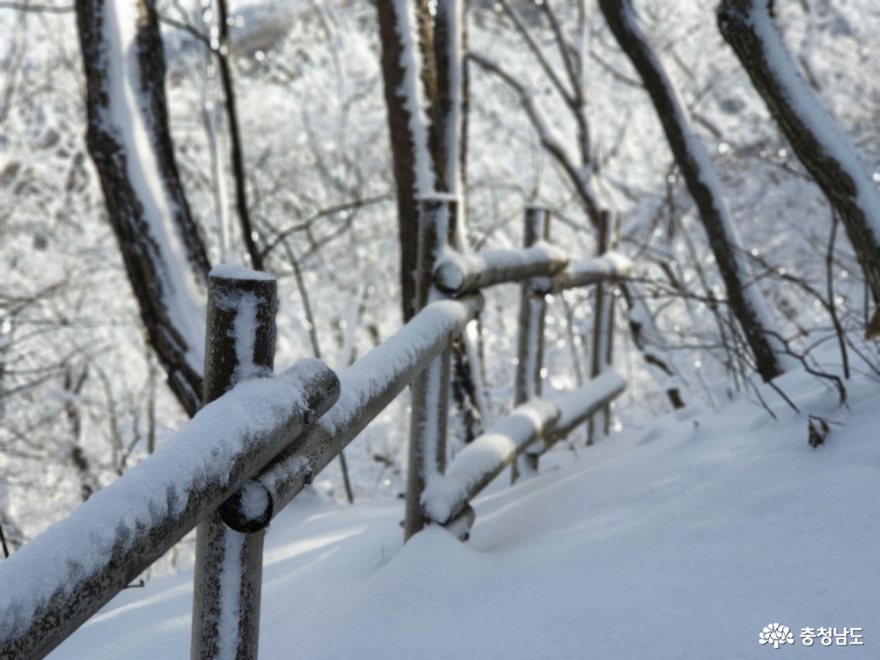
[75, 0, 211, 415]
[469, 52, 602, 226]
[718, 0, 880, 307]
[600, 0, 790, 382]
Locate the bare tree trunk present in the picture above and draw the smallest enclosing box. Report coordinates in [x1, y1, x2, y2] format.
[588, 212, 611, 444]
[75, 0, 210, 416]
[214, 0, 262, 271]
[599, 0, 787, 382]
[404, 197, 454, 541]
[433, 0, 464, 226]
[512, 207, 549, 479]
[718, 0, 880, 309]
[376, 0, 437, 323]
[434, 0, 486, 442]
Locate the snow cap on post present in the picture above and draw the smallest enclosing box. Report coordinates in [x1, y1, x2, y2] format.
[204, 265, 278, 400]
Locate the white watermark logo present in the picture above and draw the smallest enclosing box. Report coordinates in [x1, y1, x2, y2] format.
[760, 624, 795, 649]
[759, 624, 864, 648]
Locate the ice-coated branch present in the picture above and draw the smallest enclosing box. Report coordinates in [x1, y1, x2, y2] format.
[0, 360, 340, 660]
[495, 0, 576, 105]
[718, 0, 880, 306]
[552, 251, 634, 292]
[434, 243, 570, 296]
[219, 296, 483, 533]
[75, 0, 211, 416]
[600, 0, 790, 382]
[469, 52, 602, 227]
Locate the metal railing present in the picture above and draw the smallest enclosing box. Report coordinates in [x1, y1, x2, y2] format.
[0, 197, 632, 660]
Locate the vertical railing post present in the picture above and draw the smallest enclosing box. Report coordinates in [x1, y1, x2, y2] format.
[404, 196, 456, 542]
[588, 211, 614, 444]
[512, 207, 550, 482]
[192, 267, 277, 660]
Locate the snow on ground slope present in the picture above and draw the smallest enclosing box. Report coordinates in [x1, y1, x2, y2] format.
[50, 372, 879, 659]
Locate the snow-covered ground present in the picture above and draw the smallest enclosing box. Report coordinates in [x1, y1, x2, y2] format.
[49, 369, 879, 658]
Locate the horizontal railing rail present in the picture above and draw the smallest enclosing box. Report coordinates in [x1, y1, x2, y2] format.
[422, 370, 626, 530]
[434, 243, 570, 296]
[0, 359, 340, 659]
[551, 252, 634, 292]
[0, 197, 635, 660]
[219, 296, 483, 532]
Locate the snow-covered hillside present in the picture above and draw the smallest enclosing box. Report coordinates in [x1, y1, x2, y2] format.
[50, 369, 879, 659]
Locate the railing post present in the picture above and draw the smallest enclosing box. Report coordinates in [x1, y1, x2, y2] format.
[192, 267, 277, 660]
[588, 211, 614, 444]
[512, 207, 550, 482]
[404, 196, 456, 542]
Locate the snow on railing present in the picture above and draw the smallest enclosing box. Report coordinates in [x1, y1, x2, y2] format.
[0, 360, 339, 660]
[434, 242, 569, 296]
[551, 251, 634, 292]
[219, 295, 484, 532]
[0, 200, 635, 660]
[423, 370, 626, 528]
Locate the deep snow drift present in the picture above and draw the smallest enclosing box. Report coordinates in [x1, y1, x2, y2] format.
[49, 371, 879, 659]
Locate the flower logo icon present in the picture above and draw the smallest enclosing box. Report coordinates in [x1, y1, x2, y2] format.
[760, 623, 795, 649]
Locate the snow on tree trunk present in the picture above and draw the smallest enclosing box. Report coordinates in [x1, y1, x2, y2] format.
[433, 0, 465, 242]
[75, 0, 211, 416]
[512, 208, 550, 480]
[718, 0, 880, 310]
[376, 0, 437, 323]
[404, 197, 454, 541]
[600, 0, 789, 382]
[433, 0, 489, 445]
[214, 0, 262, 272]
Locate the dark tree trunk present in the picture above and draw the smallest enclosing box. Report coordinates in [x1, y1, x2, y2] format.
[434, 0, 485, 442]
[718, 0, 880, 306]
[599, 0, 786, 381]
[76, 0, 210, 416]
[376, 0, 437, 323]
[215, 0, 263, 271]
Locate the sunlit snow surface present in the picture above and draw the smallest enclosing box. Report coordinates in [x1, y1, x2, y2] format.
[50, 370, 880, 659]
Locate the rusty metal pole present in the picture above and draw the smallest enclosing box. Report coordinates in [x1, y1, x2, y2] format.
[192, 266, 277, 660]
